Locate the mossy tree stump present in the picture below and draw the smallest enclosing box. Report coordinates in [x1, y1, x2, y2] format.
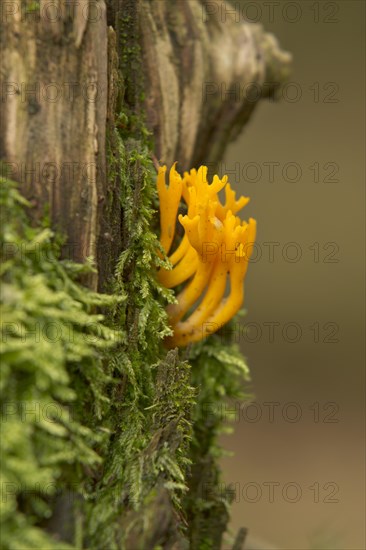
[0, 1, 290, 548]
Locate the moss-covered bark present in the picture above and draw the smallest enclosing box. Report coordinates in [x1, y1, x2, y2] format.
[0, 1, 291, 548]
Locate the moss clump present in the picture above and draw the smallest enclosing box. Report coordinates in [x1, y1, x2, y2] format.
[84, 130, 196, 549]
[185, 331, 251, 549]
[0, 162, 250, 549]
[0, 176, 121, 549]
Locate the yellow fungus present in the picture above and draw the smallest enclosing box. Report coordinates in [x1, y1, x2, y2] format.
[157, 164, 256, 347]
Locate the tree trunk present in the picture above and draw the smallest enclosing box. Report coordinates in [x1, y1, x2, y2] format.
[1, 0, 290, 290]
[0, 1, 290, 548]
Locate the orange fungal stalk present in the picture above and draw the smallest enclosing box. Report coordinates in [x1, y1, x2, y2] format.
[157, 164, 256, 348]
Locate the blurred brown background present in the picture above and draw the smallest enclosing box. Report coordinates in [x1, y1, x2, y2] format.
[218, 1, 365, 548]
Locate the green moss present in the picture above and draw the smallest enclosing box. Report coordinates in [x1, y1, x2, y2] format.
[84, 119, 194, 546]
[23, 0, 40, 13]
[0, 177, 122, 549]
[0, 157, 250, 550]
[184, 329, 251, 549]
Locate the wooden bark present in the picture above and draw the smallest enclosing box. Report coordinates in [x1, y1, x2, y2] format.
[0, 1, 109, 288]
[1, 0, 291, 291]
[141, 0, 291, 169]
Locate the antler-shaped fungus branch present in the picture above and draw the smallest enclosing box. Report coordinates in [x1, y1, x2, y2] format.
[157, 164, 256, 348]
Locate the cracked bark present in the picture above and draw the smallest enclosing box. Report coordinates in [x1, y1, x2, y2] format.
[1, 0, 290, 291]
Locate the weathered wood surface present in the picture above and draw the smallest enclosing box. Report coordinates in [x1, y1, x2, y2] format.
[141, 0, 291, 169]
[1, 1, 108, 288]
[1, 0, 290, 291]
